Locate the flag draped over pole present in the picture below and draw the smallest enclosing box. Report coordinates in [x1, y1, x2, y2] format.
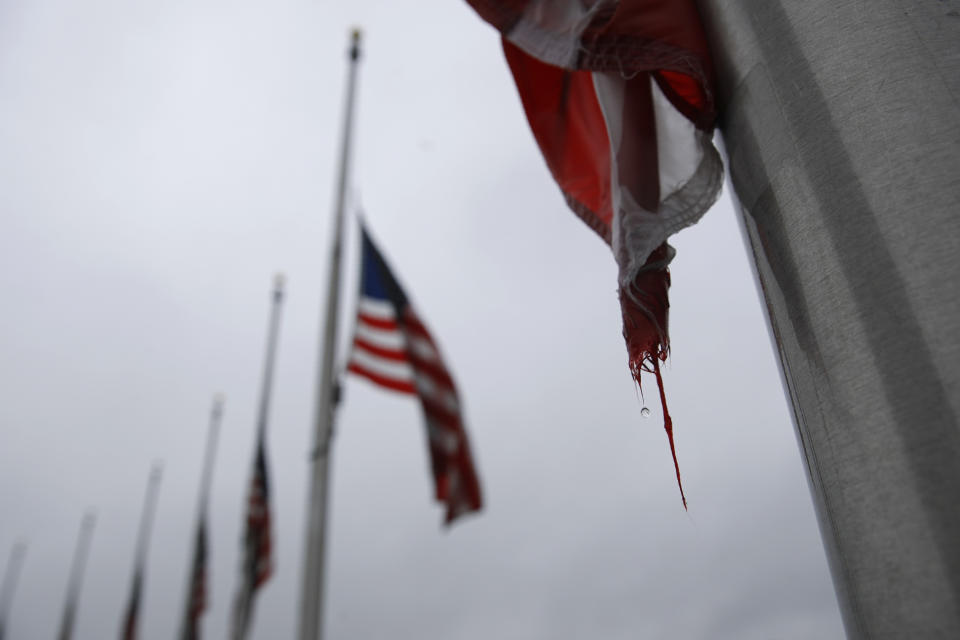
[695, 2, 960, 635]
[121, 466, 162, 640]
[231, 277, 284, 640]
[347, 225, 482, 524]
[179, 395, 224, 640]
[463, 0, 722, 507]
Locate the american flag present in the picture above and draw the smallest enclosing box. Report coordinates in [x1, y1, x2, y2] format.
[230, 439, 272, 640]
[347, 225, 482, 524]
[180, 520, 208, 640]
[463, 0, 722, 508]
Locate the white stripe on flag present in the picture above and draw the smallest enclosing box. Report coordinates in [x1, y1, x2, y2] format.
[354, 321, 406, 351]
[408, 335, 440, 363]
[413, 372, 460, 414]
[349, 348, 414, 383]
[650, 78, 703, 198]
[357, 297, 396, 319]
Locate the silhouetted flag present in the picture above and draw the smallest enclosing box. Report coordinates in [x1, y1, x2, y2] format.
[121, 466, 162, 640]
[347, 225, 482, 524]
[231, 439, 272, 639]
[464, 0, 723, 508]
[120, 571, 142, 640]
[181, 521, 208, 640]
[179, 395, 221, 640]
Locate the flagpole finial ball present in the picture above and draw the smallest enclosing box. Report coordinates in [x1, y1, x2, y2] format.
[213, 392, 225, 406]
[273, 273, 286, 294]
[349, 28, 362, 60]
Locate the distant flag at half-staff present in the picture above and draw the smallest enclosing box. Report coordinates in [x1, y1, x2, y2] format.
[181, 521, 208, 640]
[179, 396, 223, 640]
[347, 224, 482, 524]
[232, 440, 272, 637]
[121, 465, 162, 640]
[230, 277, 283, 640]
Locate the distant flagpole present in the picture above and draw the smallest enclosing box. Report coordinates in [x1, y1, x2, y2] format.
[58, 511, 96, 640]
[231, 276, 284, 640]
[178, 395, 224, 640]
[0, 541, 27, 640]
[121, 464, 163, 640]
[298, 28, 362, 640]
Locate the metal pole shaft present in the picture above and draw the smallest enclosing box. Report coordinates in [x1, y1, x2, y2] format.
[198, 395, 223, 516]
[695, 1, 960, 637]
[0, 542, 27, 640]
[133, 465, 163, 579]
[257, 277, 286, 442]
[298, 28, 362, 640]
[58, 511, 96, 640]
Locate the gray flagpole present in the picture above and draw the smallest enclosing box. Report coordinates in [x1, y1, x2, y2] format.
[58, 511, 96, 640]
[696, 1, 960, 637]
[198, 395, 223, 530]
[299, 28, 362, 640]
[133, 465, 163, 580]
[178, 395, 224, 640]
[121, 464, 162, 640]
[0, 541, 27, 640]
[256, 277, 285, 444]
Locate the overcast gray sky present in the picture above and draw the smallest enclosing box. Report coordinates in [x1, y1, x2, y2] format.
[0, 1, 844, 638]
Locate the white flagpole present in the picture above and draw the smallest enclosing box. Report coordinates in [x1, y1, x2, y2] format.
[58, 511, 96, 640]
[298, 28, 362, 640]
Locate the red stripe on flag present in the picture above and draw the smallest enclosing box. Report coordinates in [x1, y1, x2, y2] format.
[418, 393, 461, 429]
[357, 312, 398, 331]
[502, 40, 614, 241]
[347, 362, 417, 394]
[408, 355, 456, 389]
[353, 337, 409, 363]
[400, 316, 431, 340]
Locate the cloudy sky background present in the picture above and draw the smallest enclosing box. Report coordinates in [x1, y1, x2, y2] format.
[0, 1, 845, 638]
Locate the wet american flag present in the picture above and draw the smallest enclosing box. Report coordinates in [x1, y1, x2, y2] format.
[347, 225, 482, 524]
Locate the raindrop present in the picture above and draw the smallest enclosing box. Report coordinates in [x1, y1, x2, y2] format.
[640, 407, 651, 418]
